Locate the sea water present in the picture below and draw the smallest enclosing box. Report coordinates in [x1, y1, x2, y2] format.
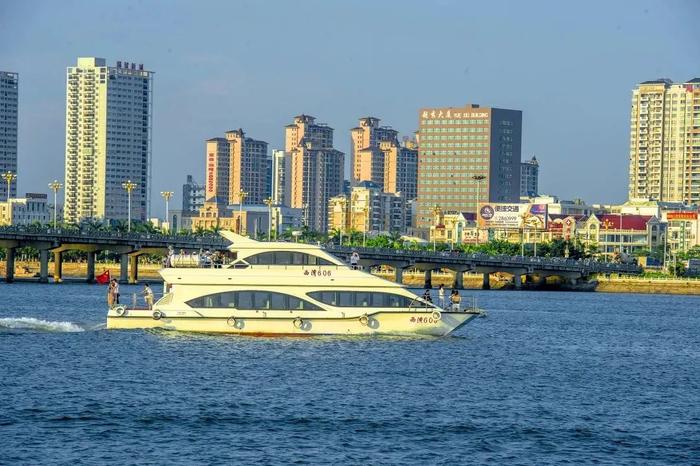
[1, 283, 698, 464]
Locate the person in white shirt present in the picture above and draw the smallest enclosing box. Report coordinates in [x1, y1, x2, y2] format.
[142, 283, 154, 309]
[350, 251, 360, 270]
[438, 284, 446, 309]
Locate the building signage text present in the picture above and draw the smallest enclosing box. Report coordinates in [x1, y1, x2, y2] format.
[421, 109, 489, 119]
[477, 203, 548, 230]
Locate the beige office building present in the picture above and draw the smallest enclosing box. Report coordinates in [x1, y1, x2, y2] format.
[64, 57, 153, 223]
[628, 78, 700, 204]
[416, 104, 522, 230]
[205, 129, 269, 206]
[350, 117, 418, 200]
[285, 115, 344, 232]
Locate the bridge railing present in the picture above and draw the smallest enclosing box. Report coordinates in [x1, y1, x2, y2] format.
[0, 225, 228, 246]
[325, 245, 642, 274]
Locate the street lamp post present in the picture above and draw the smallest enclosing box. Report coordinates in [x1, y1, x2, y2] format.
[160, 191, 174, 231]
[48, 180, 63, 228]
[121, 180, 137, 233]
[472, 174, 486, 245]
[238, 190, 248, 235]
[619, 211, 623, 257]
[432, 204, 441, 252]
[363, 207, 369, 247]
[2, 171, 17, 202]
[263, 197, 274, 241]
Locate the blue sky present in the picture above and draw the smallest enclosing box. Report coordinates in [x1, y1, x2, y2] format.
[1, 0, 698, 214]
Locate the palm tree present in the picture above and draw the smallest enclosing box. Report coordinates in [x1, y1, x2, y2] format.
[328, 228, 343, 245]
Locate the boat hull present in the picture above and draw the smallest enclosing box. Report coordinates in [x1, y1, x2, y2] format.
[107, 308, 480, 337]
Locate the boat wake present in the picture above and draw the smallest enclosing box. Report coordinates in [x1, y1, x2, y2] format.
[0, 317, 85, 333]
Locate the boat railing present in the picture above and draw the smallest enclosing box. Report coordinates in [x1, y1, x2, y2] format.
[409, 295, 480, 314]
[112, 292, 167, 310]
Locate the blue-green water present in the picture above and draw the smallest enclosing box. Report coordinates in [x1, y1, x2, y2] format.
[1, 283, 698, 464]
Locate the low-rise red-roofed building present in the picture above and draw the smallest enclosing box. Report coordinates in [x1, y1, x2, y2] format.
[579, 214, 665, 260]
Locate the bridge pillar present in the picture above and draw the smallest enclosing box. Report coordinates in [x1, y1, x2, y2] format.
[395, 267, 403, 285]
[5, 247, 15, 283]
[53, 250, 63, 283]
[513, 273, 522, 290]
[482, 272, 490, 290]
[120, 254, 129, 283]
[424, 269, 432, 289]
[86, 251, 96, 283]
[39, 249, 49, 283]
[453, 270, 464, 289]
[129, 255, 139, 284]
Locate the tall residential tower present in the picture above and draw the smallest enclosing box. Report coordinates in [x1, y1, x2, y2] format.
[63, 57, 153, 223]
[416, 104, 522, 230]
[520, 156, 539, 197]
[628, 78, 700, 203]
[350, 117, 418, 200]
[285, 115, 344, 231]
[205, 129, 269, 205]
[0, 71, 19, 199]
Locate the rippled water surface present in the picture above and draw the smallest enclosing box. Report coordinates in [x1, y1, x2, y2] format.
[1, 282, 699, 465]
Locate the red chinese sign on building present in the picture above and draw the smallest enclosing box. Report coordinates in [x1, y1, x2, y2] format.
[667, 212, 698, 221]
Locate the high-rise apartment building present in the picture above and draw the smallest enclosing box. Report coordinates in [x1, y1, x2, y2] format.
[0, 71, 19, 200]
[350, 117, 398, 188]
[182, 174, 205, 213]
[205, 129, 269, 206]
[63, 57, 153, 223]
[416, 104, 522, 230]
[382, 138, 418, 201]
[520, 156, 539, 197]
[350, 117, 418, 202]
[272, 149, 292, 206]
[285, 115, 344, 231]
[628, 78, 700, 203]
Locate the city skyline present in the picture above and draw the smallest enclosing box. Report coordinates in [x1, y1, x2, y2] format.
[1, 0, 699, 215]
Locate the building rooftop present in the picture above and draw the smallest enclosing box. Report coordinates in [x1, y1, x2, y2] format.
[594, 214, 655, 231]
[639, 78, 673, 85]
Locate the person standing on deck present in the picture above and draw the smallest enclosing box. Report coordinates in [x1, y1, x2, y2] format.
[350, 251, 360, 270]
[107, 280, 115, 307]
[438, 284, 445, 309]
[142, 283, 154, 310]
[450, 289, 461, 312]
[423, 288, 433, 304]
[112, 279, 120, 304]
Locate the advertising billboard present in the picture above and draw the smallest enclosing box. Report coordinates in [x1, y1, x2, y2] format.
[666, 211, 698, 221]
[478, 203, 548, 230]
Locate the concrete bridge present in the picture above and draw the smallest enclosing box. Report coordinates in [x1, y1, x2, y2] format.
[0, 226, 228, 283]
[0, 226, 643, 288]
[325, 245, 643, 289]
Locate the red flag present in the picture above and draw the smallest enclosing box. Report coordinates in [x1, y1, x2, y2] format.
[96, 270, 111, 285]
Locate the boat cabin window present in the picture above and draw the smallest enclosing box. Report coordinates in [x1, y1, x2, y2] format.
[186, 290, 321, 311]
[242, 251, 334, 266]
[307, 291, 414, 308]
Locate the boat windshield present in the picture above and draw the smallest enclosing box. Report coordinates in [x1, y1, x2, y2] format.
[239, 251, 335, 266]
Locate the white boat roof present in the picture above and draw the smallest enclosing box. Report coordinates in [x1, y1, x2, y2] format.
[219, 231, 344, 265]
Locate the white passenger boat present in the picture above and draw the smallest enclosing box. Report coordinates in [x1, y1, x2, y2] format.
[106, 232, 484, 336]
